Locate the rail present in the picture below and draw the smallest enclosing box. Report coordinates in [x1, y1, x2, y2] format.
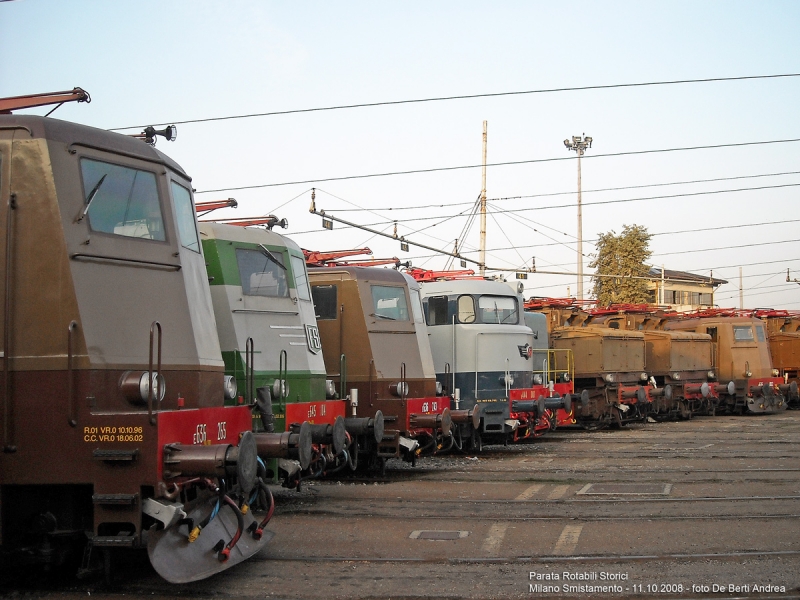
[67, 321, 78, 427]
[2, 193, 16, 452]
[278, 349, 288, 410]
[148, 321, 162, 426]
[245, 337, 254, 405]
[531, 348, 574, 386]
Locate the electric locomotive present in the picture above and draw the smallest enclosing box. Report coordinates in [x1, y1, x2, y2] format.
[419, 278, 572, 448]
[199, 222, 383, 483]
[525, 299, 653, 428]
[752, 309, 800, 408]
[587, 306, 728, 418]
[665, 310, 789, 413]
[0, 112, 298, 583]
[309, 266, 451, 470]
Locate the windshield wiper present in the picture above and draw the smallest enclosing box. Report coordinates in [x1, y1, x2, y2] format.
[76, 174, 106, 222]
[258, 244, 287, 271]
[371, 312, 397, 321]
[501, 309, 518, 323]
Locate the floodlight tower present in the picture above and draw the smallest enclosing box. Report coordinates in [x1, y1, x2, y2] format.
[564, 134, 592, 300]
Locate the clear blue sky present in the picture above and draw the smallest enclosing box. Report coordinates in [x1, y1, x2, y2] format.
[3, 1, 799, 308]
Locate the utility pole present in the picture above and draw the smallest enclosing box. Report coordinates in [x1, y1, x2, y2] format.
[564, 134, 593, 300]
[480, 121, 488, 277]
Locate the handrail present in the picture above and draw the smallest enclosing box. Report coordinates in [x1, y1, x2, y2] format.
[338, 353, 347, 399]
[148, 321, 162, 426]
[2, 193, 16, 452]
[279, 349, 288, 409]
[369, 359, 375, 403]
[245, 337, 254, 405]
[67, 321, 78, 427]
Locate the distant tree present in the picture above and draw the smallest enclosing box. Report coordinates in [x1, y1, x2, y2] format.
[589, 224, 652, 306]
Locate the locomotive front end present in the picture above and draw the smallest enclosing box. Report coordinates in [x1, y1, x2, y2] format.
[0, 114, 276, 583]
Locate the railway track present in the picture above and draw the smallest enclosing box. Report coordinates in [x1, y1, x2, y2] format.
[6, 411, 800, 599]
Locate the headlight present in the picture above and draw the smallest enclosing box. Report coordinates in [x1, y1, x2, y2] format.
[120, 371, 166, 404]
[223, 375, 238, 401]
[325, 379, 337, 399]
[672, 373, 682, 381]
[640, 372, 648, 381]
[772, 369, 780, 377]
[499, 374, 514, 386]
[273, 379, 289, 399]
[707, 370, 716, 380]
[604, 374, 615, 383]
[390, 381, 409, 397]
[533, 374, 543, 385]
[435, 381, 443, 396]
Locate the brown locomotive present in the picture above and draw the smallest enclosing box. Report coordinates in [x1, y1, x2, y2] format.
[586, 307, 727, 418]
[309, 266, 451, 470]
[525, 299, 652, 427]
[0, 109, 307, 582]
[665, 310, 791, 413]
[752, 309, 800, 407]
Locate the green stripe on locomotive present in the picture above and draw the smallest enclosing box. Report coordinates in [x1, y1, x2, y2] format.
[222, 349, 327, 431]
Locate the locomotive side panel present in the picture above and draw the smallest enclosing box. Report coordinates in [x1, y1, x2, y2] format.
[602, 335, 646, 373]
[670, 337, 714, 373]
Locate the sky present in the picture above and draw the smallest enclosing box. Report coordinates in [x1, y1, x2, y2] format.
[2, 1, 799, 309]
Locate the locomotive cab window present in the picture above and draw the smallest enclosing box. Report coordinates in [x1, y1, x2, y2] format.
[457, 295, 476, 324]
[733, 325, 754, 343]
[409, 288, 424, 324]
[755, 324, 766, 342]
[371, 285, 409, 321]
[80, 158, 165, 241]
[171, 181, 200, 252]
[427, 296, 449, 326]
[290, 255, 311, 301]
[236, 247, 289, 297]
[477, 295, 518, 324]
[311, 285, 337, 320]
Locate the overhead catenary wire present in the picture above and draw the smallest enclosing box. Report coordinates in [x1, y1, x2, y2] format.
[110, 73, 800, 131]
[326, 169, 800, 213]
[301, 182, 800, 234]
[194, 137, 800, 193]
